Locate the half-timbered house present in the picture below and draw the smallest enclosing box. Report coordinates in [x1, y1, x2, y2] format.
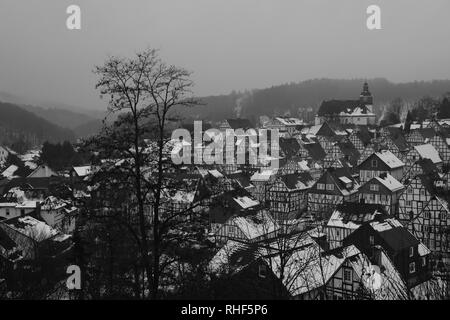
[397, 173, 450, 268]
[307, 167, 360, 220]
[269, 172, 315, 222]
[359, 173, 405, 215]
[357, 150, 405, 183]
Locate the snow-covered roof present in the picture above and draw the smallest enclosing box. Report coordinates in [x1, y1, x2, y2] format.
[171, 190, 196, 203]
[349, 247, 408, 300]
[301, 125, 322, 136]
[370, 218, 403, 232]
[374, 174, 404, 192]
[266, 241, 359, 297]
[232, 211, 279, 240]
[418, 242, 431, 257]
[339, 106, 375, 117]
[375, 150, 404, 169]
[250, 169, 277, 182]
[73, 166, 92, 177]
[414, 144, 442, 164]
[6, 216, 59, 241]
[1, 164, 18, 178]
[24, 161, 37, 170]
[233, 196, 259, 209]
[208, 169, 223, 178]
[41, 196, 69, 211]
[327, 210, 363, 230]
[339, 176, 352, 185]
[298, 160, 310, 171]
[275, 117, 306, 126]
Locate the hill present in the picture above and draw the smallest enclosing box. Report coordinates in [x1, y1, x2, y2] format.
[175, 78, 450, 125]
[0, 101, 76, 152]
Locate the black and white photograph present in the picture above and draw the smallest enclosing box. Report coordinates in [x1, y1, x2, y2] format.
[0, 0, 449, 307]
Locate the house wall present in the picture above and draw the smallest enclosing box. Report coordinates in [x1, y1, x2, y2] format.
[397, 179, 449, 265]
[0, 207, 34, 220]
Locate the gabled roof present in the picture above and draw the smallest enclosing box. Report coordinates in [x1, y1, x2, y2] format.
[72, 166, 92, 177]
[327, 203, 386, 229]
[279, 172, 315, 191]
[385, 127, 410, 152]
[275, 117, 306, 126]
[374, 150, 404, 169]
[356, 126, 373, 145]
[337, 141, 360, 166]
[250, 169, 278, 182]
[414, 144, 442, 164]
[315, 167, 360, 196]
[279, 138, 301, 158]
[370, 219, 419, 251]
[318, 100, 366, 116]
[303, 143, 326, 161]
[231, 210, 279, 240]
[414, 158, 439, 177]
[417, 128, 436, 139]
[226, 118, 254, 130]
[372, 174, 404, 192]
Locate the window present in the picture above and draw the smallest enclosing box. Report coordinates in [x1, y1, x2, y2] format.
[228, 225, 236, 237]
[5, 209, 9, 216]
[326, 184, 335, 191]
[343, 269, 352, 283]
[406, 201, 412, 207]
[372, 159, 378, 168]
[420, 189, 426, 196]
[369, 235, 375, 245]
[421, 257, 427, 267]
[407, 188, 413, 194]
[258, 264, 267, 278]
[409, 262, 416, 274]
[409, 246, 414, 257]
[370, 184, 379, 192]
[317, 183, 325, 190]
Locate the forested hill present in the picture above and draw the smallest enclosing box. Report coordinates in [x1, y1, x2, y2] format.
[0, 101, 76, 152]
[174, 78, 450, 124]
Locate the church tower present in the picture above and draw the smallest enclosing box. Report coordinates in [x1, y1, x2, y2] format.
[360, 81, 373, 112]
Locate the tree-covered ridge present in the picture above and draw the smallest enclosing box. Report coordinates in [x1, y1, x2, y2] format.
[174, 78, 450, 124]
[0, 101, 76, 152]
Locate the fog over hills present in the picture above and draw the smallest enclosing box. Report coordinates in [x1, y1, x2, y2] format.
[2, 78, 450, 141]
[174, 78, 450, 125]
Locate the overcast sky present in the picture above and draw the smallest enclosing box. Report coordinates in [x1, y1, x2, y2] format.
[0, 0, 449, 110]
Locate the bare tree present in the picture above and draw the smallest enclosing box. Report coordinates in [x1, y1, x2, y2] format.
[88, 48, 201, 299]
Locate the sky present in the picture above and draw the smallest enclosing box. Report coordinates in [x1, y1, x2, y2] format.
[0, 0, 449, 110]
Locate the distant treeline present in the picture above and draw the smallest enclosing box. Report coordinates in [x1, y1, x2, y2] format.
[0, 101, 76, 153]
[174, 78, 450, 124]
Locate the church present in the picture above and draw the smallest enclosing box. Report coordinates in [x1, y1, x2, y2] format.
[315, 82, 376, 126]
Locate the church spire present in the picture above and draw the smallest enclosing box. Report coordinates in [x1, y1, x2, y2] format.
[360, 81, 373, 106]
